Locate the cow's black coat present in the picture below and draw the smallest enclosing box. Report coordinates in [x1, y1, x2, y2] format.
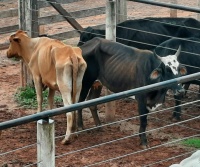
[77, 17, 200, 123]
[78, 17, 200, 49]
[79, 37, 185, 146]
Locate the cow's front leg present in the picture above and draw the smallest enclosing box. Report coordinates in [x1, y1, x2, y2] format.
[33, 76, 43, 112]
[183, 83, 190, 97]
[48, 88, 55, 109]
[173, 95, 182, 121]
[137, 97, 149, 147]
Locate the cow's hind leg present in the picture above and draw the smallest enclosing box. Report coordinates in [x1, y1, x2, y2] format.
[77, 86, 90, 130]
[87, 81, 103, 128]
[77, 81, 100, 130]
[77, 82, 102, 131]
[75, 59, 87, 103]
[56, 64, 76, 145]
[74, 60, 88, 131]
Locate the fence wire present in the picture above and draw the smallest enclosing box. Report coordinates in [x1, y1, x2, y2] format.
[54, 96, 200, 139]
[84, 134, 200, 167]
[55, 107, 200, 159]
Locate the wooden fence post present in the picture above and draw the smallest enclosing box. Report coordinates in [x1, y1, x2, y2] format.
[170, 0, 177, 17]
[25, 0, 39, 37]
[37, 119, 55, 167]
[18, 0, 39, 86]
[39, 10, 45, 35]
[18, 0, 26, 87]
[105, 0, 116, 122]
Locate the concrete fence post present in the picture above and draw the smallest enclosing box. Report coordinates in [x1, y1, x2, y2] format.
[116, 0, 127, 23]
[105, 0, 116, 122]
[37, 119, 55, 167]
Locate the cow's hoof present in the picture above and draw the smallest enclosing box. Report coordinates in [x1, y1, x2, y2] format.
[170, 117, 176, 122]
[77, 126, 84, 131]
[170, 116, 181, 122]
[61, 134, 78, 145]
[96, 126, 103, 132]
[140, 144, 150, 149]
[61, 138, 71, 145]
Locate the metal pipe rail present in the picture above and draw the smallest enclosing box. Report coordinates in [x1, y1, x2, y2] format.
[131, 0, 200, 13]
[1, 72, 200, 130]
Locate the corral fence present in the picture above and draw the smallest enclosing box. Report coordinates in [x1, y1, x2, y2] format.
[1, 0, 200, 166]
[1, 73, 200, 166]
[1, 0, 200, 86]
[1, 0, 200, 50]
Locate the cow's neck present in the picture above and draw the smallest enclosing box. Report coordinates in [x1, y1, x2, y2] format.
[20, 38, 40, 64]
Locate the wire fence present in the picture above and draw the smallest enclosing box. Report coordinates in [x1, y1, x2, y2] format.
[0, 0, 200, 167]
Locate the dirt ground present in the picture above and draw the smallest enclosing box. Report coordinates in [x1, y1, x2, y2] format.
[0, 0, 200, 167]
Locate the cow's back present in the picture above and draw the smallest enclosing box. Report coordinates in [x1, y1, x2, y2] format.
[115, 18, 199, 50]
[79, 18, 200, 50]
[33, 38, 66, 90]
[82, 38, 159, 92]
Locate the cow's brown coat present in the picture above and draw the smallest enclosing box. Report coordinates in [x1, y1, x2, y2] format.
[7, 30, 87, 144]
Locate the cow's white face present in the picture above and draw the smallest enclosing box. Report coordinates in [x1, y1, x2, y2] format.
[160, 55, 179, 75]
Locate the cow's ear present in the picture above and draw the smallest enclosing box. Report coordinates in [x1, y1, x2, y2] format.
[179, 65, 187, 75]
[13, 37, 21, 43]
[150, 68, 162, 80]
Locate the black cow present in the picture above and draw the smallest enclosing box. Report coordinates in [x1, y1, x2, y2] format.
[155, 37, 200, 120]
[78, 17, 200, 49]
[77, 17, 200, 124]
[78, 37, 186, 146]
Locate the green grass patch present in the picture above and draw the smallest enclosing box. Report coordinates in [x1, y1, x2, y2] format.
[11, 57, 20, 61]
[15, 86, 63, 109]
[182, 138, 200, 148]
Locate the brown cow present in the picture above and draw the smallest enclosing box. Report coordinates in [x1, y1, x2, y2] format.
[7, 30, 87, 144]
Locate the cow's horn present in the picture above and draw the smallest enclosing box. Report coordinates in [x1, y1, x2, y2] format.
[155, 52, 163, 61]
[175, 45, 181, 57]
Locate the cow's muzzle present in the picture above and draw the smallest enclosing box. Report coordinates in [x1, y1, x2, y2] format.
[7, 50, 18, 59]
[174, 85, 185, 96]
[7, 50, 12, 58]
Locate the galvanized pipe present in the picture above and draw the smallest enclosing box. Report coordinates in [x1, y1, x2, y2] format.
[1, 72, 200, 130]
[131, 0, 200, 13]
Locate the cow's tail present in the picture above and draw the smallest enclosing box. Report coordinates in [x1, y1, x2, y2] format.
[71, 54, 78, 104]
